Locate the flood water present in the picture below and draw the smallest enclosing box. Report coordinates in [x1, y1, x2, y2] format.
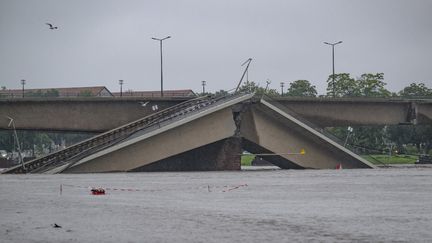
[1, 167, 432, 242]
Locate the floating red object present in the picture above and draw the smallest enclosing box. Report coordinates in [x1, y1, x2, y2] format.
[91, 188, 106, 195]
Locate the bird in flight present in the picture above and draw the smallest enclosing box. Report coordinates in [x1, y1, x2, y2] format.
[139, 101, 150, 107]
[45, 23, 58, 30]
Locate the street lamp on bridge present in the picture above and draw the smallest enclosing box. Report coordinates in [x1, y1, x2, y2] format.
[280, 82, 285, 96]
[201, 80, 206, 95]
[20, 79, 26, 98]
[119, 80, 124, 97]
[324, 41, 343, 98]
[152, 36, 171, 97]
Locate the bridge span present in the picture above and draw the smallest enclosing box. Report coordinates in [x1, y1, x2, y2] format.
[3, 93, 431, 173]
[3, 93, 379, 174]
[1, 97, 431, 132]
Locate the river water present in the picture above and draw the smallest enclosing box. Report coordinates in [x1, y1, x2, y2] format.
[1, 167, 432, 242]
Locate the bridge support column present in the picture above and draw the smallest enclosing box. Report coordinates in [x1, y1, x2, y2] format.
[132, 137, 242, 172]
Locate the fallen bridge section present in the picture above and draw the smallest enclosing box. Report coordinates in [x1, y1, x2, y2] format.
[62, 104, 245, 173]
[240, 97, 376, 169]
[2, 93, 254, 174]
[3, 93, 377, 173]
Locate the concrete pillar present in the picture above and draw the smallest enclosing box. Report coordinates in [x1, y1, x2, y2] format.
[131, 137, 242, 171]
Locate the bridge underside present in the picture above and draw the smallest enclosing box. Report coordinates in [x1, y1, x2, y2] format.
[241, 101, 374, 169]
[55, 98, 374, 173]
[132, 137, 242, 172]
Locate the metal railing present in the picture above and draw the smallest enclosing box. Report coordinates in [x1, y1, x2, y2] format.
[3, 92, 250, 173]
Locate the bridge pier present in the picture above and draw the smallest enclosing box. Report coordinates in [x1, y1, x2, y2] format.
[132, 137, 242, 171]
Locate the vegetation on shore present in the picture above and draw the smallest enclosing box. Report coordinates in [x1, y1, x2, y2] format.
[362, 154, 417, 165]
[242, 154, 418, 167]
[241, 154, 255, 166]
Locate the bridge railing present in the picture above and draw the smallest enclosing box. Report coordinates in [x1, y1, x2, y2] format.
[260, 95, 358, 148]
[3, 95, 211, 173]
[261, 95, 391, 167]
[54, 92, 251, 172]
[3, 92, 251, 173]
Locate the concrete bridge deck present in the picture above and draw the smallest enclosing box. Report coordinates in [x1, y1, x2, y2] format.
[1, 96, 431, 132]
[3, 93, 377, 174]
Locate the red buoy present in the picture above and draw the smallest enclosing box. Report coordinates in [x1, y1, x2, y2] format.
[91, 188, 106, 195]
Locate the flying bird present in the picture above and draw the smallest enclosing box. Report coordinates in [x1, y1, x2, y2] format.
[45, 23, 58, 30]
[139, 101, 150, 107]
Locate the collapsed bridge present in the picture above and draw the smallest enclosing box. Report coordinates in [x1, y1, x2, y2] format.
[3, 93, 377, 174]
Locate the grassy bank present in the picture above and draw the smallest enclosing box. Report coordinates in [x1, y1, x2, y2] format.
[241, 154, 418, 166]
[241, 154, 255, 166]
[362, 154, 417, 165]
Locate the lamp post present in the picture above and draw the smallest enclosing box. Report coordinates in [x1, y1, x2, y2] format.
[201, 80, 206, 95]
[280, 82, 285, 95]
[119, 80, 124, 97]
[21, 79, 26, 98]
[152, 36, 171, 97]
[324, 41, 342, 97]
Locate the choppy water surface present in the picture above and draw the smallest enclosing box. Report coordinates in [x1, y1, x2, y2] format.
[1, 168, 432, 242]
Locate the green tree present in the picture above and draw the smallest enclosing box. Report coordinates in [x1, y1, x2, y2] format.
[0, 130, 14, 152]
[326, 73, 391, 98]
[326, 126, 387, 154]
[285, 80, 317, 97]
[238, 81, 278, 96]
[413, 125, 432, 154]
[398, 83, 432, 98]
[386, 125, 415, 154]
[357, 73, 391, 97]
[214, 89, 229, 97]
[326, 73, 359, 97]
[350, 126, 387, 152]
[32, 133, 53, 156]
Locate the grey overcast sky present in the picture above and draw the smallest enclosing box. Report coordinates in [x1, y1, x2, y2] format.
[0, 0, 431, 95]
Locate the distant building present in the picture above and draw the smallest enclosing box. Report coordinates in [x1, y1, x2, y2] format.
[0, 86, 113, 98]
[0, 86, 197, 98]
[112, 89, 196, 98]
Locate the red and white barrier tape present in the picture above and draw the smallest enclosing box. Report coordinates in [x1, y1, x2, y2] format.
[60, 183, 248, 194]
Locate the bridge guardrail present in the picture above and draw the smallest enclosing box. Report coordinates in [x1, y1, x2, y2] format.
[3, 92, 252, 174]
[3, 95, 210, 173]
